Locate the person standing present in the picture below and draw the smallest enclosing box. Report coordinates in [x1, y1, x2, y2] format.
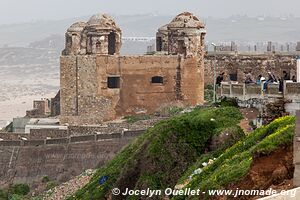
[216, 72, 225, 86]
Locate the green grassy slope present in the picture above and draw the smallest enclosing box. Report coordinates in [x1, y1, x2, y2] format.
[67, 107, 243, 200]
[173, 116, 295, 200]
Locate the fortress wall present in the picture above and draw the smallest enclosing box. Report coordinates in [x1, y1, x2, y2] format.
[115, 55, 179, 115]
[30, 129, 69, 139]
[60, 56, 78, 117]
[204, 53, 298, 85]
[0, 133, 29, 140]
[0, 129, 69, 140]
[0, 134, 139, 187]
[60, 55, 204, 125]
[181, 57, 205, 104]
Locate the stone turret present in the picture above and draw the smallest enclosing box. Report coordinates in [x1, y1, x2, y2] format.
[156, 24, 168, 52]
[156, 12, 206, 57]
[64, 22, 86, 55]
[63, 14, 122, 56]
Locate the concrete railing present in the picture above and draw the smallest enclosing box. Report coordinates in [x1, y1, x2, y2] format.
[0, 130, 145, 147]
[284, 82, 300, 102]
[220, 82, 283, 100]
[220, 82, 300, 102]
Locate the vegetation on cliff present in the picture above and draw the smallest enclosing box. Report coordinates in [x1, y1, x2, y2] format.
[67, 107, 243, 200]
[67, 106, 295, 200]
[173, 115, 295, 200]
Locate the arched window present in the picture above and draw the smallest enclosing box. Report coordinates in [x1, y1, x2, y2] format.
[108, 32, 116, 55]
[151, 76, 164, 84]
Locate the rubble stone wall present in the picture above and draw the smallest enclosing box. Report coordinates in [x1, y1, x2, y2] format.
[294, 111, 300, 187]
[0, 131, 143, 187]
[204, 53, 298, 85]
[60, 55, 204, 125]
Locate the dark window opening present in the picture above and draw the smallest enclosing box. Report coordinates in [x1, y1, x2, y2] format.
[178, 40, 186, 55]
[108, 32, 116, 55]
[96, 41, 101, 48]
[107, 77, 120, 89]
[151, 76, 164, 84]
[156, 37, 162, 51]
[229, 73, 238, 81]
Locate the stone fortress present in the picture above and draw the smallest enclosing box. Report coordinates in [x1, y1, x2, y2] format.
[2, 11, 300, 193]
[60, 12, 206, 125]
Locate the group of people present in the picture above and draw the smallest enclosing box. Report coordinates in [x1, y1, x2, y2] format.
[216, 71, 297, 93]
[255, 71, 296, 92]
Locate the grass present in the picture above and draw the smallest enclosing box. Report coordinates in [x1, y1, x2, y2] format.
[123, 115, 151, 123]
[172, 115, 295, 200]
[67, 107, 243, 200]
[0, 183, 31, 200]
[204, 85, 214, 103]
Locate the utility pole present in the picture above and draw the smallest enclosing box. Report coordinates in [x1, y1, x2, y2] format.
[211, 43, 217, 103]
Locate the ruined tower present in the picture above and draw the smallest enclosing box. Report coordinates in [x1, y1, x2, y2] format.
[63, 14, 122, 56]
[60, 12, 206, 125]
[156, 12, 206, 57]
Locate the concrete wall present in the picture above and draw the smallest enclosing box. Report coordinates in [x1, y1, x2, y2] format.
[205, 52, 298, 85]
[0, 130, 144, 187]
[60, 55, 204, 125]
[293, 111, 300, 187]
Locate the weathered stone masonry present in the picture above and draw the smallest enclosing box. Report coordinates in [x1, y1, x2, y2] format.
[0, 131, 143, 187]
[60, 12, 206, 125]
[204, 53, 298, 85]
[294, 110, 300, 187]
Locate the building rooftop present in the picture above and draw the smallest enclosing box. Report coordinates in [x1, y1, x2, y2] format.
[67, 22, 87, 32]
[87, 13, 120, 30]
[167, 12, 204, 29]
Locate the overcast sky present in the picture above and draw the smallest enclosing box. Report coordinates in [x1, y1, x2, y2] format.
[1, 0, 299, 25]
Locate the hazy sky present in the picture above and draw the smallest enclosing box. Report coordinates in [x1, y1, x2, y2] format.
[1, 0, 299, 25]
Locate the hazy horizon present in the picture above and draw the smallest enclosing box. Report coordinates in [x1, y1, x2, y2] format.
[1, 0, 300, 25]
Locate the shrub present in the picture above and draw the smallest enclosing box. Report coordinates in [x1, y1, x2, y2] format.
[0, 189, 8, 199]
[46, 181, 57, 190]
[9, 184, 30, 196]
[219, 96, 238, 107]
[42, 176, 50, 183]
[123, 115, 151, 123]
[204, 85, 214, 103]
[8, 194, 23, 200]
